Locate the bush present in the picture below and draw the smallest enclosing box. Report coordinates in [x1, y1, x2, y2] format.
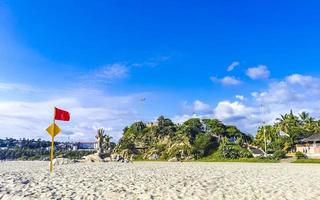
[218, 144, 253, 159]
[295, 151, 307, 159]
[272, 150, 286, 160]
[193, 134, 219, 157]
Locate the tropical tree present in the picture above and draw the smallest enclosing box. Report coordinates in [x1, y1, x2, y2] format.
[180, 118, 204, 142]
[202, 119, 226, 141]
[275, 110, 300, 138]
[104, 135, 113, 152]
[255, 110, 320, 152]
[299, 111, 311, 124]
[156, 116, 176, 137]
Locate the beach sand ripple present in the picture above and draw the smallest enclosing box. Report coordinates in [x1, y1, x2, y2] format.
[0, 161, 319, 200]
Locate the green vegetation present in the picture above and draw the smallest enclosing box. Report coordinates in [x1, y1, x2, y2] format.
[116, 111, 320, 162]
[0, 148, 94, 161]
[57, 150, 95, 160]
[0, 138, 51, 149]
[115, 116, 253, 161]
[295, 151, 307, 160]
[292, 159, 320, 164]
[3, 110, 320, 163]
[217, 142, 253, 159]
[197, 157, 279, 163]
[196, 148, 278, 163]
[272, 150, 287, 160]
[253, 111, 320, 153]
[0, 138, 94, 160]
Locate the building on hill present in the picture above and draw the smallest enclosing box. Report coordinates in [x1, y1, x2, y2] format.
[73, 142, 98, 151]
[296, 134, 320, 158]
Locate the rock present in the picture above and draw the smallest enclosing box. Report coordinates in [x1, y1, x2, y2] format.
[168, 157, 178, 162]
[51, 158, 76, 166]
[116, 155, 124, 162]
[103, 157, 112, 162]
[21, 180, 30, 185]
[148, 154, 160, 160]
[185, 155, 195, 161]
[84, 154, 105, 162]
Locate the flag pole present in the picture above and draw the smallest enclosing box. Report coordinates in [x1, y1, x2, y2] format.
[50, 107, 56, 174]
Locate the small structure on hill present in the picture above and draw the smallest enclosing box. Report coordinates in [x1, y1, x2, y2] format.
[296, 134, 320, 158]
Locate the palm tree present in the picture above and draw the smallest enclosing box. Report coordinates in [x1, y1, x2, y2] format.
[275, 114, 290, 134]
[299, 111, 314, 124]
[313, 120, 320, 133]
[298, 111, 316, 133]
[275, 110, 300, 135]
[104, 135, 113, 152]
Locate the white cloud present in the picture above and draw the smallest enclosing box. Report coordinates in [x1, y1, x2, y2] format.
[172, 113, 212, 125]
[214, 101, 254, 122]
[246, 65, 270, 80]
[221, 76, 242, 85]
[172, 114, 197, 125]
[227, 61, 240, 72]
[0, 89, 147, 142]
[0, 82, 36, 92]
[97, 64, 129, 80]
[177, 73, 320, 135]
[285, 74, 318, 86]
[193, 100, 212, 113]
[211, 76, 241, 85]
[252, 74, 320, 105]
[235, 95, 245, 101]
[182, 100, 212, 114]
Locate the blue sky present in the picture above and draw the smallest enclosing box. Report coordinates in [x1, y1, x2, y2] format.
[1, 1, 320, 141]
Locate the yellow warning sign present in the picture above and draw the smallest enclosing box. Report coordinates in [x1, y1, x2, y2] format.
[46, 123, 61, 137]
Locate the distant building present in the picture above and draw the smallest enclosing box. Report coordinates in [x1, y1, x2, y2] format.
[296, 134, 320, 158]
[73, 142, 98, 151]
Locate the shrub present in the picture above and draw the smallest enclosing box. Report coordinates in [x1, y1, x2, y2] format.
[295, 151, 307, 159]
[218, 144, 253, 159]
[119, 140, 135, 150]
[193, 134, 219, 157]
[272, 150, 286, 160]
[165, 143, 192, 159]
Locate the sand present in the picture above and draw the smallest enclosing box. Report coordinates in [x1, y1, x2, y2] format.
[0, 161, 319, 200]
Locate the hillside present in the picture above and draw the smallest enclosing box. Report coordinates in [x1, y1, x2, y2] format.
[114, 116, 253, 161]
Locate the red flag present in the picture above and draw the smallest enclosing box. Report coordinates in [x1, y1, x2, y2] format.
[54, 107, 70, 121]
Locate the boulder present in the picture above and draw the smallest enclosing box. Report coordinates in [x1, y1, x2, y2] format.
[111, 154, 125, 162]
[148, 153, 160, 160]
[185, 155, 195, 161]
[83, 154, 105, 162]
[103, 157, 112, 162]
[168, 157, 178, 162]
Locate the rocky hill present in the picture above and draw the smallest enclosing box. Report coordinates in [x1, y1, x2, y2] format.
[114, 116, 253, 161]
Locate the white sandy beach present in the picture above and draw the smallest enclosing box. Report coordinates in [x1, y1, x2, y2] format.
[0, 161, 319, 200]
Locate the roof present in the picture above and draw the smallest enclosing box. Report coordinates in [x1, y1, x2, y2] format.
[300, 134, 320, 142]
[249, 146, 264, 155]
